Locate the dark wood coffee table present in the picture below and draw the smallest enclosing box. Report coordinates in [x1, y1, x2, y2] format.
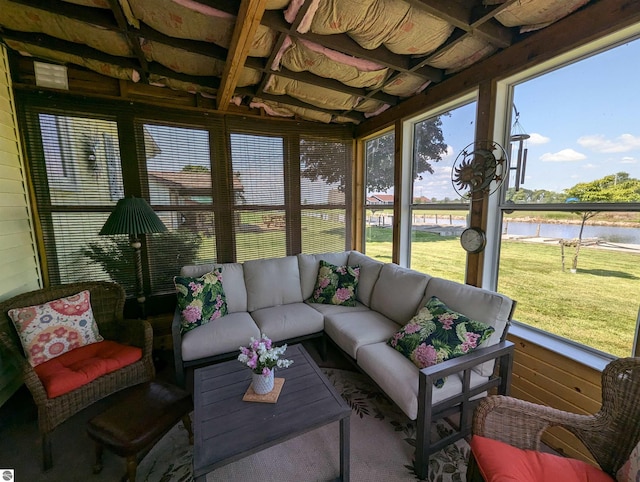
[192, 344, 351, 481]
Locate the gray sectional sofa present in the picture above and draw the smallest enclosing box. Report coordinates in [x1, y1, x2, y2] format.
[171, 250, 515, 478]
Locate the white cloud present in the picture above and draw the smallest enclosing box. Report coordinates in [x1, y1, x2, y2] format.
[577, 134, 640, 153]
[621, 156, 637, 164]
[540, 149, 586, 162]
[527, 132, 550, 145]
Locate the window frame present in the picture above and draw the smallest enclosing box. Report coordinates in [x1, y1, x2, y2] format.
[486, 24, 640, 368]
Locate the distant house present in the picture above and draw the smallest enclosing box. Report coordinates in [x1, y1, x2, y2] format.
[366, 194, 394, 205]
[148, 170, 244, 232]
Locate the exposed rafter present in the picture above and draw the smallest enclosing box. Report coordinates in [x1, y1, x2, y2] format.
[216, 0, 267, 110]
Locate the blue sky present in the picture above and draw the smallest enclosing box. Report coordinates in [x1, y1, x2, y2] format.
[413, 35, 640, 201]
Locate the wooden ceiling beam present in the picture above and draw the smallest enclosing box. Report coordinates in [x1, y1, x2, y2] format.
[216, 0, 267, 110]
[407, 0, 513, 48]
[107, 0, 148, 83]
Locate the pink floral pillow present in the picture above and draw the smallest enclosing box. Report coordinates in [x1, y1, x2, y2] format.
[8, 290, 104, 367]
[617, 439, 640, 482]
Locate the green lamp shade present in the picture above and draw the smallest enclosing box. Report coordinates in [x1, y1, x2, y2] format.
[99, 196, 167, 238]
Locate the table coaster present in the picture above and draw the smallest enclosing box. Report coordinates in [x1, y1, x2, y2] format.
[242, 378, 285, 403]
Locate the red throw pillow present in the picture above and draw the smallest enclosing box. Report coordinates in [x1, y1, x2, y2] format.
[470, 435, 615, 482]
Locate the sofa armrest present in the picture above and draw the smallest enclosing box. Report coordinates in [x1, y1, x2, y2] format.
[413, 341, 515, 478]
[419, 340, 515, 401]
[171, 307, 186, 386]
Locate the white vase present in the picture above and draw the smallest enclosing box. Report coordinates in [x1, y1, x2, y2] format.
[252, 369, 275, 394]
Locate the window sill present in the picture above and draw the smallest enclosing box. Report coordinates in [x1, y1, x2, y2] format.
[509, 322, 615, 372]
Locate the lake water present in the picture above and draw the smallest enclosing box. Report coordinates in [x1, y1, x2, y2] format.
[503, 220, 640, 244]
[405, 215, 640, 245]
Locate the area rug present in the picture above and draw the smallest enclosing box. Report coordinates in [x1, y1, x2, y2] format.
[137, 369, 469, 482]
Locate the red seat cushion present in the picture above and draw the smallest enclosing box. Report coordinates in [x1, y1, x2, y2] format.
[470, 435, 615, 482]
[34, 340, 142, 398]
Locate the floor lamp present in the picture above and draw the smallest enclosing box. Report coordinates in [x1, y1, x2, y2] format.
[99, 196, 167, 318]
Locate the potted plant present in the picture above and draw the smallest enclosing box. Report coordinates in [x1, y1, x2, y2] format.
[237, 334, 293, 394]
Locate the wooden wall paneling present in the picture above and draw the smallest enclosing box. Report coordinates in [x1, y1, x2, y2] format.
[508, 333, 604, 464]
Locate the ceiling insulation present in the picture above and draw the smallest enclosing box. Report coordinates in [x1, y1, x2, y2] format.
[0, 0, 595, 124]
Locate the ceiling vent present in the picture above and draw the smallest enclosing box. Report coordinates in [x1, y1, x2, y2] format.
[34, 61, 68, 90]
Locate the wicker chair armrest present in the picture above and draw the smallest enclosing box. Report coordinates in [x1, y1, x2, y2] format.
[0, 332, 49, 405]
[112, 319, 153, 355]
[472, 394, 594, 451]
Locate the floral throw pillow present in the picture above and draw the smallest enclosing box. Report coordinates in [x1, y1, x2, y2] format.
[8, 290, 104, 367]
[387, 296, 495, 387]
[310, 260, 360, 306]
[174, 268, 228, 334]
[616, 439, 640, 482]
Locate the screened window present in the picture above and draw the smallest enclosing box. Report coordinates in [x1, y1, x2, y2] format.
[21, 96, 353, 307]
[409, 102, 476, 282]
[497, 37, 640, 357]
[300, 135, 350, 253]
[230, 133, 287, 262]
[142, 123, 218, 294]
[364, 131, 395, 262]
[26, 112, 131, 288]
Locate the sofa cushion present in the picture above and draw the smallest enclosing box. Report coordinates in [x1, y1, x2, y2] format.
[181, 312, 260, 362]
[34, 340, 142, 398]
[298, 252, 351, 300]
[324, 309, 400, 359]
[180, 262, 247, 313]
[470, 435, 614, 482]
[244, 256, 304, 312]
[423, 278, 514, 377]
[250, 302, 324, 342]
[306, 300, 370, 316]
[357, 342, 489, 420]
[370, 263, 430, 324]
[310, 260, 360, 306]
[8, 290, 104, 367]
[174, 269, 228, 334]
[388, 296, 495, 387]
[347, 251, 384, 307]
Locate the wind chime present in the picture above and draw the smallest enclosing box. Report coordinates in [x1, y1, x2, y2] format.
[508, 104, 530, 191]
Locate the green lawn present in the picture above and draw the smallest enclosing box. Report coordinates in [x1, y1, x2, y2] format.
[365, 226, 639, 357]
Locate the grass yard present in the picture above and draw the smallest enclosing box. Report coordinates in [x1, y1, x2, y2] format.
[364, 226, 640, 357]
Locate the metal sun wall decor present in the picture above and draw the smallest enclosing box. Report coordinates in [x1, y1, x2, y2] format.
[451, 140, 508, 201]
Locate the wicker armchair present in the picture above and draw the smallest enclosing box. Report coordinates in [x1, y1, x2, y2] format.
[0, 282, 155, 470]
[467, 357, 640, 481]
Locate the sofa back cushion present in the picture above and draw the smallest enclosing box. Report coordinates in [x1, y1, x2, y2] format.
[423, 277, 514, 376]
[180, 263, 247, 313]
[370, 264, 430, 324]
[347, 251, 384, 307]
[244, 256, 304, 312]
[298, 251, 351, 300]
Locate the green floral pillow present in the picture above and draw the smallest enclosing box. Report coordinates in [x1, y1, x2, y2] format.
[174, 268, 228, 334]
[310, 260, 360, 306]
[387, 296, 495, 387]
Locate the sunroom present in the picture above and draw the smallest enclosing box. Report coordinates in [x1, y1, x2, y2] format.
[0, 0, 639, 480]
